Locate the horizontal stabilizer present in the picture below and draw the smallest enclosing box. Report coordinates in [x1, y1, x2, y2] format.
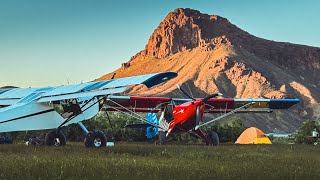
[269, 99, 300, 109]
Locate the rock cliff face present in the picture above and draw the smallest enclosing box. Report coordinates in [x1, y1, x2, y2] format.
[98, 8, 320, 132]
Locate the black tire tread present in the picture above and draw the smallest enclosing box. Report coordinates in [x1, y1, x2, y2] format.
[45, 130, 66, 146]
[84, 130, 107, 148]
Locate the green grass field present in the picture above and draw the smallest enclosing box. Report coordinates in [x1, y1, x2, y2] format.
[0, 142, 320, 179]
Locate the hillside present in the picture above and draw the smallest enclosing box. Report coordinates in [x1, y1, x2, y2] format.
[98, 8, 320, 132]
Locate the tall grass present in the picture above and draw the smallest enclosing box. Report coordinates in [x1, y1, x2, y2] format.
[0, 143, 319, 179]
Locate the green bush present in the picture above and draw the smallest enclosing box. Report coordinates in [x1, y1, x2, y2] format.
[205, 117, 247, 143]
[295, 120, 319, 144]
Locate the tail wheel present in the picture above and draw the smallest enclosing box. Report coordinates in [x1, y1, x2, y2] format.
[207, 131, 219, 146]
[84, 130, 107, 148]
[314, 142, 318, 145]
[45, 130, 66, 146]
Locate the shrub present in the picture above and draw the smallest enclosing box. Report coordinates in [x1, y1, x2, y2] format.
[295, 120, 319, 144]
[205, 117, 247, 143]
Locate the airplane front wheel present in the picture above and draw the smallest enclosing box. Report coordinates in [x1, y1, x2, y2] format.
[45, 130, 66, 146]
[84, 130, 107, 148]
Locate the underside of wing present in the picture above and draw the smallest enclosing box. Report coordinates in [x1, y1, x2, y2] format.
[105, 96, 300, 114]
[105, 96, 172, 112]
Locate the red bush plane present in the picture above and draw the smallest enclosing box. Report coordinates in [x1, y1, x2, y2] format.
[105, 85, 300, 145]
[0, 71, 299, 147]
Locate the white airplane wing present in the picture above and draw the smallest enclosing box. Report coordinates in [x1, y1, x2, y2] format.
[37, 72, 177, 102]
[0, 72, 177, 105]
[0, 88, 44, 106]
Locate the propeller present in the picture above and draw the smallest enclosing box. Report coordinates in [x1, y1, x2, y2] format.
[176, 84, 223, 102]
[176, 84, 196, 100]
[176, 84, 223, 130]
[202, 93, 223, 103]
[196, 106, 201, 127]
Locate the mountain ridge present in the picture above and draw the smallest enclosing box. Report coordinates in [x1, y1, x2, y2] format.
[98, 8, 320, 132]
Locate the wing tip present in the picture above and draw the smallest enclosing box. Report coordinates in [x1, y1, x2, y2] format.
[142, 72, 177, 88]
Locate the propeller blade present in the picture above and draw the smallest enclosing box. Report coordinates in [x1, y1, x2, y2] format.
[196, 106, 201, 127]
[176, 84, 196, 100]
[202, 93, 223, 103]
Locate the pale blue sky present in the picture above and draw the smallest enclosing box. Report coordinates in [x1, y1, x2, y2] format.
[0, 0, 319, 87]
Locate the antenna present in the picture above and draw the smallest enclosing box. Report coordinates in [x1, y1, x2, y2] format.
[64, 75, 70, 85]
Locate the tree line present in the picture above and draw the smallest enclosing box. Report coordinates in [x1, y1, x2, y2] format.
[2, 112, 318, 144]
[2, 112, 246, 144]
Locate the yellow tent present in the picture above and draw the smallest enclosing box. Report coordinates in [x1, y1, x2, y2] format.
[235, 127, 272, 144]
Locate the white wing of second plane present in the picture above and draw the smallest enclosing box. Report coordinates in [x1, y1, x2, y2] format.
[0, 72, 177, 132]
[0, 72, 177, 105]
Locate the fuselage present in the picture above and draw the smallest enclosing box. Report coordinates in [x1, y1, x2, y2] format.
[167, 100, 204, 134]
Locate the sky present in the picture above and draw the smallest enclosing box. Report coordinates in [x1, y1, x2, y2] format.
[0, 0, 319, 87]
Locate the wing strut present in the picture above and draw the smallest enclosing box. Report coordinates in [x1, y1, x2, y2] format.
[195, 102, 255, 130]
[106, 98, 166, 131]
[105, 111, 114, 129]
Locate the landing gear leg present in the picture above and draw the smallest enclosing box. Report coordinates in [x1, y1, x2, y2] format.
[158, 131, 167, 145]
[78, 121, 89, 134]
[193, 129, 219, 146]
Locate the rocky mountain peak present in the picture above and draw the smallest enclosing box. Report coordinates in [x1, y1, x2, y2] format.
[132, 8, 237, 59]
[98, 8, 320, 132]
[129, 8, 319, 87]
